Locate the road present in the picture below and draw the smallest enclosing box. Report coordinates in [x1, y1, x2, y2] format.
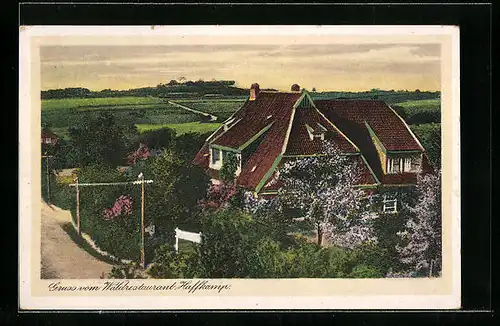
[167, 100, 218, 121]
[40, 201, 112, 279]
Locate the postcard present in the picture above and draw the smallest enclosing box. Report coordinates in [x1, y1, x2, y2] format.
[19, 25, 461, 310]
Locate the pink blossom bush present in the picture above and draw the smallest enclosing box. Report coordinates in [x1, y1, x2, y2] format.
[126, 143, 151, 165]
[199, 182, 237, 210]
[103, 195, 134, 220]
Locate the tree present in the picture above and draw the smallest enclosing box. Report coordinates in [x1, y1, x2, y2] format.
[136, 127, 176, 151]
[192, 208, 255, 278]
[68, 112, 138, 167]
[276, 141, 372, 246]
[396, 170, 442, 277]
[129, 150, 210, 240]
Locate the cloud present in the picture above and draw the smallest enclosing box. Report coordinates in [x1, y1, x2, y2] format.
[40, 43, 441, 91]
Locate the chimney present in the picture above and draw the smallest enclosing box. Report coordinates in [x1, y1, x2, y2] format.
[249, 83, 260, 101]
[291, 84, 300, 92]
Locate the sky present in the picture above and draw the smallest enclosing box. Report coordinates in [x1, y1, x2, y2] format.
[40, 43, 441, 92]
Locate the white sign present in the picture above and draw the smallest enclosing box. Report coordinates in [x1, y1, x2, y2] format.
[174, 228, 202, 253]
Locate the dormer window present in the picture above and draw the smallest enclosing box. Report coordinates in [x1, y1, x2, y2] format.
[387, 156, 420, 174]
[305, 123, 325, 141]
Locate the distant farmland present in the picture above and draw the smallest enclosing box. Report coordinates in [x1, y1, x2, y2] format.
[136, 122, 221, 135]
[41, 96, 163, 111]
[393, 98, 441, 125]
[41, 96, 243, 138]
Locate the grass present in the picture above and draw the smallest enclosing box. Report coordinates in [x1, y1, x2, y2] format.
[42, 96, 163, 111]
[56, 174, 75, 185]
[394, 98, 441, 110]
[42, 96, 239, 134]
[61, 222, 117, 265]
[136, 122, 221, 135]
[393, 99, 441, 125]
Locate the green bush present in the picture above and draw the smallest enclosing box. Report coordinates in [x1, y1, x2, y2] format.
[147, 244, 195, 278]
[64, 164, 143, 261]
[411, 123, 441, 169]
[349, 264, 384, 278]
[156, 207, 369, 279]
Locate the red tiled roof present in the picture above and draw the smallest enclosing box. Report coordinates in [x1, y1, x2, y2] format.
[315, 100, 423, 152]
[193, 93, 428, 192]
[380, 172, 419, 185]
[284, 107, 358, 155]
[212, 92, 301, 149]
[352, 155, 378, 185]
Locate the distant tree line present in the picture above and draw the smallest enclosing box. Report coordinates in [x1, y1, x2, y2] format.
[41, 80, 248, 100]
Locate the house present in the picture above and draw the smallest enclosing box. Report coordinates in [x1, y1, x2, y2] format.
[193, 83, 433, 212]
[41, 130, 60, 145]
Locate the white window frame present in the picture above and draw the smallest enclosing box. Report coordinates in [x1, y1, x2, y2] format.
[209, 147, 223, 170]
[383, 195, 398, 214]
[235, 153, 242, 176]
[305, 124, 325, 141]
[404, 157, 412, 172]
[387, 157, 406, 174]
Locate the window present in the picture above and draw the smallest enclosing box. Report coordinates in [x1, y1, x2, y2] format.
[404, 157, 412, 172]
[387, 158, 401, 173]
[383, 195, 398, 213]
[388, 157, 411, 174]
[211, 148, 221, 165]
[305, 124, 325, 141]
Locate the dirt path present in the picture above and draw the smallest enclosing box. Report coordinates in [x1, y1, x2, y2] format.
[167, 100, 218, 121]
[41, 201, 112, 279]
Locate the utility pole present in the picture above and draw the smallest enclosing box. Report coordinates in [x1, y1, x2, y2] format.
[140, 173, 145, 269]
[68, 177, 153, 268]
[41, 154, 53, 204]
[75, 176, 80, 235]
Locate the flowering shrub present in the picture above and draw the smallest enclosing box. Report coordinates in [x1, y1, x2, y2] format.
[102, 195, 134, 220]
[275, 140, 374, 246]
[199, 182, 237, 210]
[396, 170, 442, 277]
[126, 143, 151, 165]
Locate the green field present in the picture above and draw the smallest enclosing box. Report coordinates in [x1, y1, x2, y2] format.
[395, 99, 441, 111]
[393, 99, 441, 125]
[42, 97, 207, 128]
[136, 122, 221, 135]
[42, 96, 163, 111]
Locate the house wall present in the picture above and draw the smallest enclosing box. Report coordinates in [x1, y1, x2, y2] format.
[370, 133, 387, 174]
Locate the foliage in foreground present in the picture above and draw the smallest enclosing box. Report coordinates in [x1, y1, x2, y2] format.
[397, 171, 442, 277]
[147, 208, 387, 279]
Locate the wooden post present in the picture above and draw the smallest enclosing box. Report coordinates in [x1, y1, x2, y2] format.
[175, 228, 179, 253]
[140, 176, 145, 269]
[46, 156, 51, 204]
[75, 176, 80, 235]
